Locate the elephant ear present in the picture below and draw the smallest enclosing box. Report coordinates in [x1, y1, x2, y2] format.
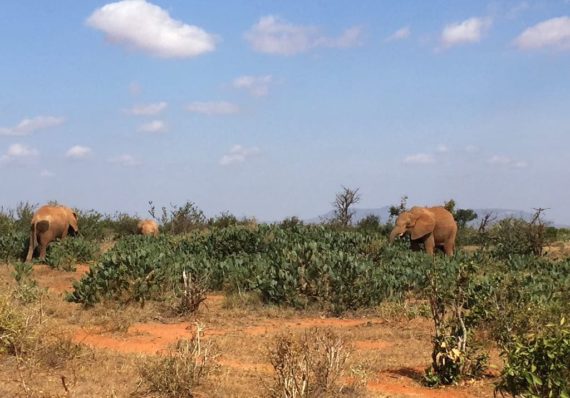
[410, 211, 435, 240]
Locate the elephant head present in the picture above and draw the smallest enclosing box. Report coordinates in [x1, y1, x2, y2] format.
[389, 207, 436, 242]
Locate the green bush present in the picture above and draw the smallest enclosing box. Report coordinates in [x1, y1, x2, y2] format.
[496, 319, 570, 398]
[45, 236, 98, 271]
[0, 231, 28, 263]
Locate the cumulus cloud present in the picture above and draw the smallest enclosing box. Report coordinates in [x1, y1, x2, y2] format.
[125, 101, 167, 116]
[440, 17, 492, 48]
[86, 0, 217, 58]
[402, 153, 436, 165]
[65, 145, 92, 159]
[109, 154, 141, 167]
[186, 101, 239, 115]
[1, 144, 39, 164]
[0, 116, 65, 136]
[514, 16, 570, 50]
[244, 15, 362, 55]
[232, 75, 273, 97]
[385, 26, 411, 42]
[220, 145, 260, 166]
[487, 155, 528, 168]
[138, 120, 167, 133]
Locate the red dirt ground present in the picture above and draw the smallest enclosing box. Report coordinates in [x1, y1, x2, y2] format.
[30, 265, 494, 397]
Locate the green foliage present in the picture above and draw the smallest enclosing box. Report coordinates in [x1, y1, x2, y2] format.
[491, 218, 543, 258]
[455, 209, 478, 229]
[496, 319, 570, 398]
[74, 209, 106, 241]
[0, 230, 28, 263]
[68, 225, 433, 312]
[424, 256, 488, 386]
[148, 200, 206, 234]
[356, 214, 381, 233]
[45, 236, 98, 271]
[0, 202, 37, 263]
[12, 262, 40, 303]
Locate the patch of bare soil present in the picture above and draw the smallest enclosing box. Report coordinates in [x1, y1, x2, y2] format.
[32, 263, 90, 293]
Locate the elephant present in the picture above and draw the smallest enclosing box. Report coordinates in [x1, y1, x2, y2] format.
[25, 205, 79, 262]
[137, 219, 159, 236]
[389, 206, 457, 256]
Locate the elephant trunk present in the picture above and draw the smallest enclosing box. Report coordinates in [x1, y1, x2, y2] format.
[389, 226, 405, 243]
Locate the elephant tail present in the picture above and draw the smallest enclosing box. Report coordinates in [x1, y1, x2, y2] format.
[25, 222, 38, 262]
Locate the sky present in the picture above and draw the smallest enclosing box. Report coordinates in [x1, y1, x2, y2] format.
[1, 0, 569, 224]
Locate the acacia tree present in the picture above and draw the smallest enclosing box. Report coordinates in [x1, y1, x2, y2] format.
[332, 186, 361, 227]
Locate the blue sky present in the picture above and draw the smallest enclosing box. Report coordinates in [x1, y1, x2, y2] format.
[1, 0, 569, 223]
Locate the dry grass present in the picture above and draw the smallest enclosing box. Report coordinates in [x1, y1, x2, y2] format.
[0, 263, 498, 397]
[136, 323, 220, 397]
[266, 328, 355, 398]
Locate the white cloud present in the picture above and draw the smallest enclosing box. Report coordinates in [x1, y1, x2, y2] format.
[220, 145, 260, 166]
[65, 145, 92, 159]
[440, 17, 492, 48]
[40, 169, 55, 178]
[385, 26, 411, 42]
[0, 116, 65, 136]
[186, 101, 239, 115]
[514, 16, 570, 50]
[244, 15, 361, 55]
[1, 144, 39, 163]
[86, 0, 217, 58]
[138, 120, 167, 133]
[109, 154, 141, 167]
[487, 155, 528, 168]
[232, 75, 273, 97]
[125, 101, 167, 116]
[402, 153, 436, 165]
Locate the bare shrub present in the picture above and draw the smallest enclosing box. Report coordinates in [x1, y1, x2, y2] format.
[0, 294, 41, 357]
[267, 328, 352, 398]
[137, 323, 219, 397]
[177, 270, 208, 315]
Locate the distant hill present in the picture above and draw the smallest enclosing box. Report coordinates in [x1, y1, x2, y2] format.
[306, 207, 563, 227]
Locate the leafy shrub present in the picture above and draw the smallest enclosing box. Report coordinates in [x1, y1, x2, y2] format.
[137, 323, 218, 397]
[424, 256, 488, 386]
[496, 319, 570, 398]
[0, 230, 28, 263]
[74, 209, 107, 241]
[45, 236, 98, 271]
[491, 216, 547, 258]
[267, 328, 352, 398]
[149, 201, 206, 234]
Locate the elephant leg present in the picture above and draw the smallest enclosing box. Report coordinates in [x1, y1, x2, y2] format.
[410, 239, 422, 252]
[424, 235, 435, 255]
[444, 240, 455, 256]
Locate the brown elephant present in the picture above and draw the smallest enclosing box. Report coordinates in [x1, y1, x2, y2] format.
[26, 205, 79, 262]
[389, 206, 457, 255]
[137, 219, 159, 236]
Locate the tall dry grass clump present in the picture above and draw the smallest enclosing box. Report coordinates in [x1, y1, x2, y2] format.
[267, 328, 353, 398]
[137, 323, 219, 397]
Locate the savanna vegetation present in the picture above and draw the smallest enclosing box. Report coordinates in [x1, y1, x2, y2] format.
[1, 195, 569, 397]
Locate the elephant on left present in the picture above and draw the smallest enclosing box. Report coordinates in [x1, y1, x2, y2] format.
[25, 205, 79, 262]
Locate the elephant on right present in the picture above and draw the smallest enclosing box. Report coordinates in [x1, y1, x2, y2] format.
[389, 206, 457, 256]
[137, 219, 159, 236]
